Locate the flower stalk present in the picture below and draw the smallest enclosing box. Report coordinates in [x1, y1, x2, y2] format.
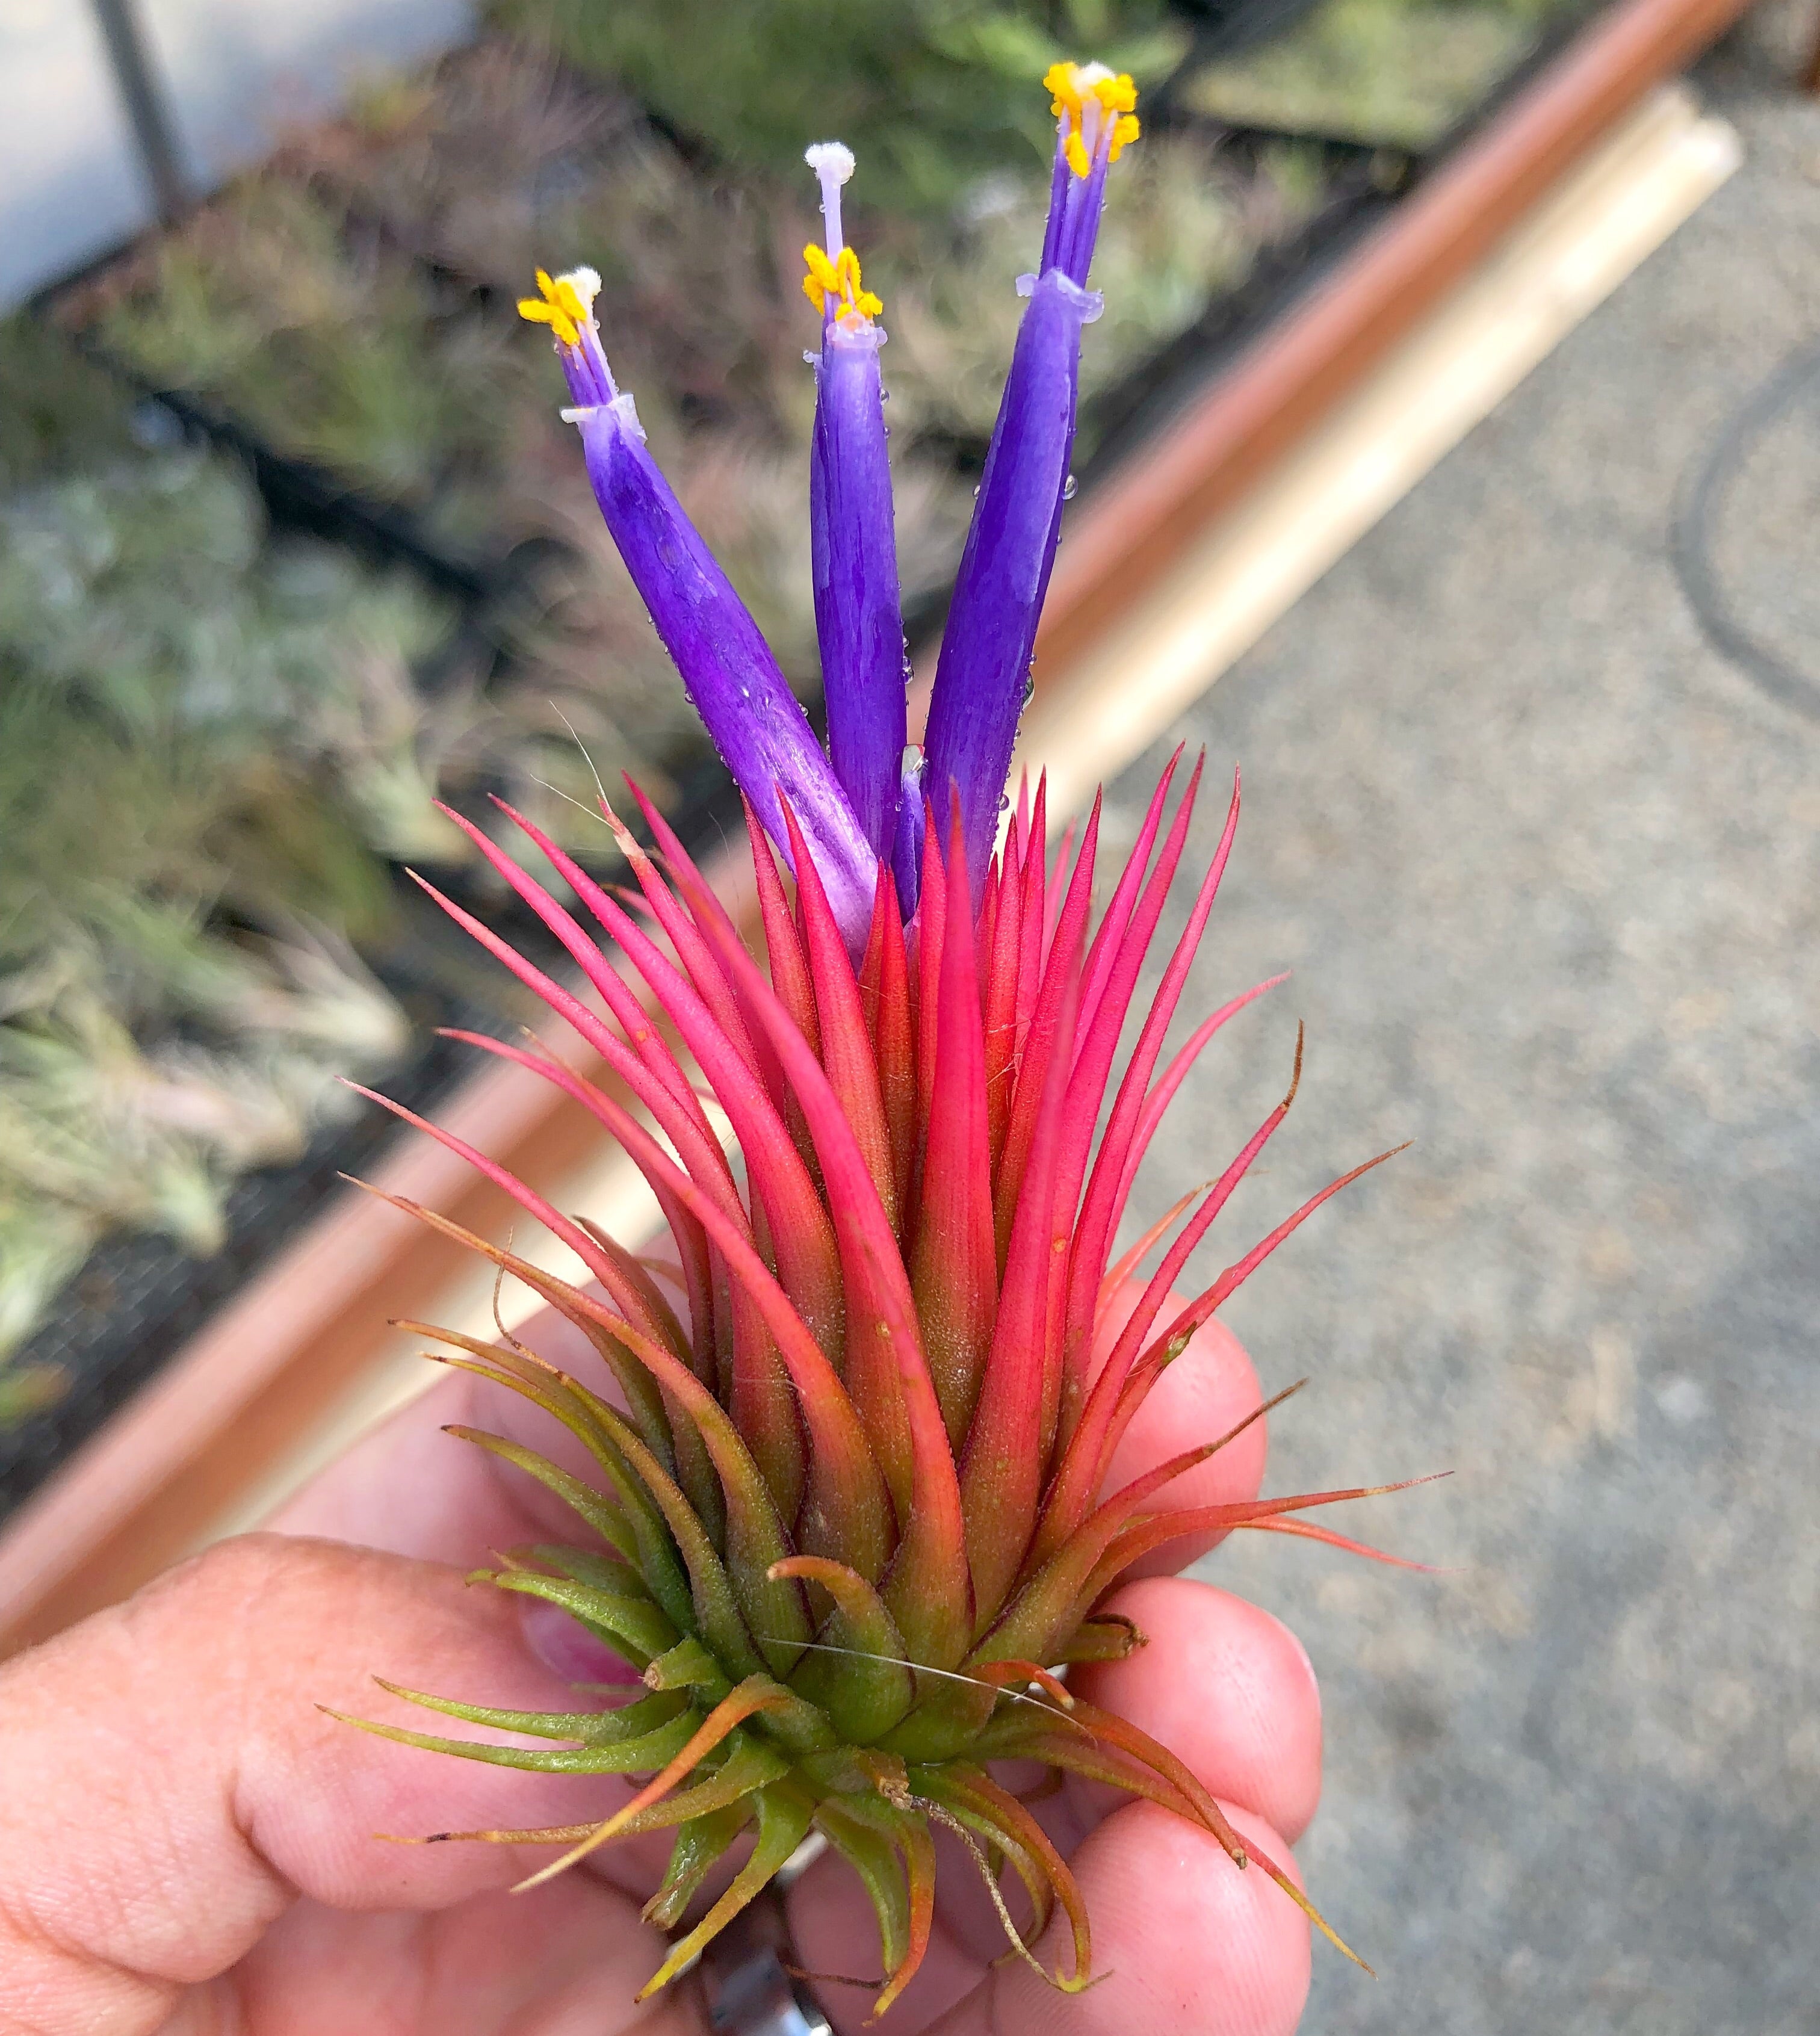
[919, 63, 1139, 899]
[519, 266, 878, 946]
[803, 141, 908, 870]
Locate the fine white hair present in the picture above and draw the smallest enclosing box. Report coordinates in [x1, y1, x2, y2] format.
[804, 141, 856, 184]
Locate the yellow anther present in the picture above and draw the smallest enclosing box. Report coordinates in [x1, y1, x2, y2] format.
[801, 243, 881, 323]
[1044, 61, 1141, 178]
[802, 244, 840, 311]
[1043, 61, 1079, 113]
[517, 266, 599, 349]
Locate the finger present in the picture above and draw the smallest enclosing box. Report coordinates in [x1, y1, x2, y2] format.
[215, 1877, 704, 2036]
[271, 1363, 611, 1567]
[787, 1799, 1310, 2036]
[1092, 1281, 1269, 1579]
[0, 1534, 678, 2029]
[934, 1801, 1310, 2036]
[1068, 1577, 1323, 1845]
[861, 1574, 1322, 1982]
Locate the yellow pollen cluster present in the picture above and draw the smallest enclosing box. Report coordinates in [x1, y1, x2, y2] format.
[801, 243, 882, 323]
[1044, 61, 1141, 179]
[517, 267, 598, 348]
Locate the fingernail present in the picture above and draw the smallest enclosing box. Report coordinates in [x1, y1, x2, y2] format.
[520, 1599, 642, 1685]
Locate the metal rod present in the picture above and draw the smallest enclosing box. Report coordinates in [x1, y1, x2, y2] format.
[88, 0, 190, 222]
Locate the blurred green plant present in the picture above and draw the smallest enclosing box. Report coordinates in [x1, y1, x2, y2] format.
[0, 323, 471, 1370]
[0, 443, 459, 876]
[486, 0, 1190, 212]
[75, 181, 539, 555]
[0, 668, 416, 1369]
[1178, 0, 1565, 152]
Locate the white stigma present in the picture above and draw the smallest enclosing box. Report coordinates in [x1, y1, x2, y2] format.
[1063, 61, 1116, 155]
[556, 264, 602, 311]
[805, 139, 855, 259]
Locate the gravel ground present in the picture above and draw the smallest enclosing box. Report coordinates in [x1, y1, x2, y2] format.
[1109, 9, 1820, 2029]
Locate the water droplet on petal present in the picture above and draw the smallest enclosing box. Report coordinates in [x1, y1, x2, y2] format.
[1062, 474, 1078, 501]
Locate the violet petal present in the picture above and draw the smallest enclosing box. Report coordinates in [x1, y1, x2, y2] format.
[811, 320, 906, 864]
[920, 270, 1100, 896]
[572, 395, 879, 947]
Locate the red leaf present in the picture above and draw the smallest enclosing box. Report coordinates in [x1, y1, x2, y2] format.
[782, 798, 897, 1228]
[910, 808, 998, 1449]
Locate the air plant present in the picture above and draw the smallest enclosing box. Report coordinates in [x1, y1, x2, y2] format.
[342, 61, 1418, 2013]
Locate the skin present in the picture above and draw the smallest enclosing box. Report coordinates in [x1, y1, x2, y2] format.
[0, 1290, 1322, 2035]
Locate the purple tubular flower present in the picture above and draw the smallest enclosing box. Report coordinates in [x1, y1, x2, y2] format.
[804, 143, 908, 868]
[920, 63, 1139, 899]
[518, 267, 878, 948]
[919, 271, 1096, 895]
[892, 744, 926, 914]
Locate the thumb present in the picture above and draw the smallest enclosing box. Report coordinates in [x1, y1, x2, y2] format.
[0, 1533, 673, 2031]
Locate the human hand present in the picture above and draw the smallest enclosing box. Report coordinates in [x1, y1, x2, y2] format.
[0, 1290, 1322, 2035]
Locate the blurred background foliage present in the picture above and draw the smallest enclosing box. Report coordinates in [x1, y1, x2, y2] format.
[484, 0, 1193, 214]
[0, 321, 426, 1375]
[1179, 0, 1556, 150]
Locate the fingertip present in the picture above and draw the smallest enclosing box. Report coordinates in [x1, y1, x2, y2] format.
[1072, 1577, 1323, 1844]
[1098, 1302, 1269, 1579]
[992, 1799, 1311, 2036]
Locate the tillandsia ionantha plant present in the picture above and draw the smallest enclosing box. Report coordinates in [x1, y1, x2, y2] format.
[339, 61, 1423, 2014]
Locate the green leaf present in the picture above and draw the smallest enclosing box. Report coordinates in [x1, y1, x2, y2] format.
[329, 1703, 701, 1775]
[643, 1635, 732, 1701]
[634, 1781, 817, 2000]
[375, 1679, 689, 1748]
[816, 1798, 909, 1979]
[643, 1802, 753, 1928]
[444, 1426, 636, 1559]
[475, 1567, 681, 1668]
